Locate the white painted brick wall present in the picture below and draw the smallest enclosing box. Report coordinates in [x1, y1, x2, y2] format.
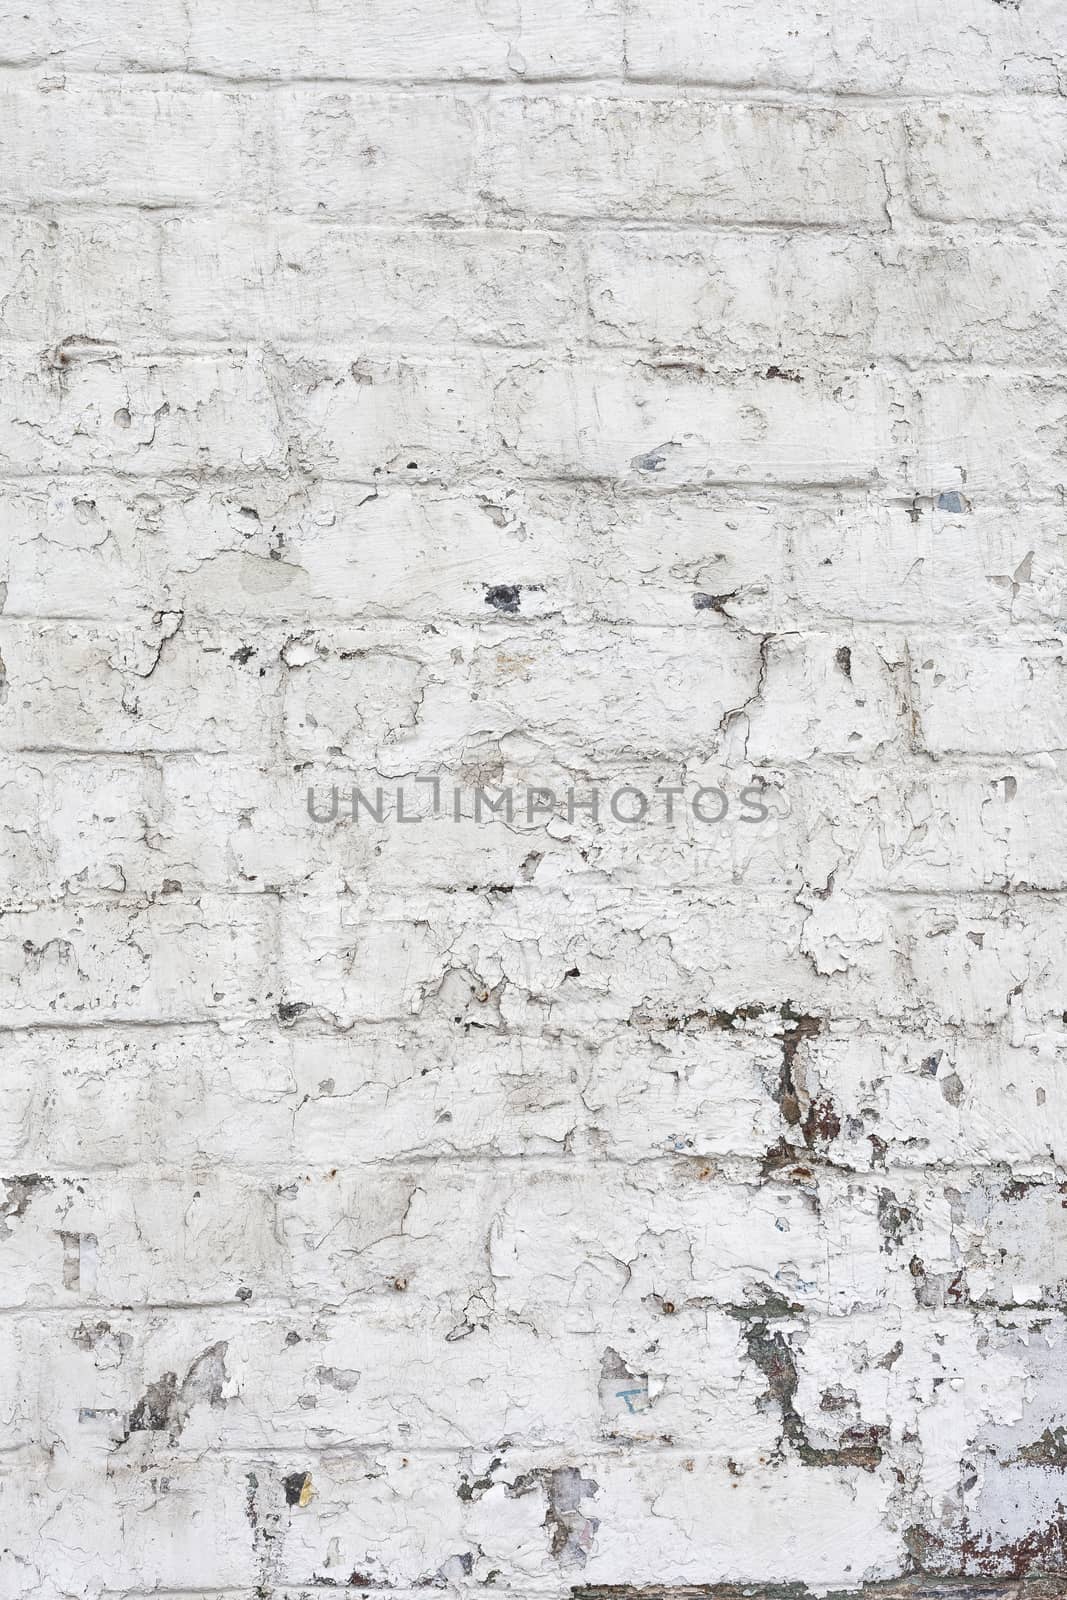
[2, 1, 1066, 1595]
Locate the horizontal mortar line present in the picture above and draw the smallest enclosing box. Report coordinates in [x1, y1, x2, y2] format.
[0, 617, 1049, 649]
[16, 209, 1067, 244]
[0, 898, 1063, 925]
[0, 1005, 1044, 1028]
[0, 473, 963, 495]
[250, 881, 1067, 898]
[1, 479, 1064, 513]
[1, 64, 1066, 105]
[0, 1017, 235, 1034]
[0, 614, 1036, 633]
[0, 1438, 910, 1456]
[3, 1303, 1059, 1325]
[10, 202, 1067, 235]
[622, 81, 1067, 105]
[6, 203, 1067, 240]
[0, 211, 908, 247]
[9, 880, 1067, 903]
[87, 1587, 579, 1600]
[0, 1024, 1037, 1047]
[788, 882, 1067, 896]
[88, 1592, 1054, 1600]
[0, 992, 1043, 1017]
[76, 1588, 566, 1597]
[5, 1155, 1066, 1181]
[0, 1016, 1039, 1040]
[0, 1296, 476, 1317]
[7, 747, 1060, 770]
[1, 470, 1061, 502]
[3, 614, 1067, 640]
[0, 1441, 1006, 1471]
[0, 612, 976, 635]
[0, 1299, 1057, 1323]
[25, 338, 1067, 373]
[14, 208, 1067, 233]
[90, 1593, 620, 1600]
[79, 1586, 926, 1598]
[298, 785, 1067, 804]
[8, 887, 1067, 912]
[0, 201, 908, 234]
[0, 995, 1034, 1014]
[94, 1593, 270, 1600]
[76, 758, 1054, 787]
[0, 467, 895, 486]
[21, 336, 1067, 366]
[0, 470, 1060, 499]
[7, 69, 649, 91]
[84, 1592, 735, 1600]
[7, 884, 1067, 905]
[0, 1017, 1054, 1044]
[784, 614, 1067, 633]
[11, 881, 1067, 903]
[0, 747, 279, 758]
[16, 339, 1067, 374]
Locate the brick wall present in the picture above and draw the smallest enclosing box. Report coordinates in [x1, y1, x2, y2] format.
[2, 4, 1067, 1595]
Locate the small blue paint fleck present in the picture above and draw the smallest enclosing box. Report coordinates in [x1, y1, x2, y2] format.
[616, 1386, 648, 1413]
[936, 491, 967, 513]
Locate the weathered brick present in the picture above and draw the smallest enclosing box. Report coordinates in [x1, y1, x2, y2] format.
[0, 214, 162, 343]
[280, 622, 764, 767]
[486, 96, 898, 223]
[0, 621, 281, 753]
[0, 898, 276, 1026]
[802, 764, 1067, 894]
[186, 0, 623, 80]
[283, 354, 903, 484]
[907, 373, 1067, 498]
[0, 1448, 902, 1594]
[0, 350, 283, 476]
[908, 103, 1067, 224]
[805, 1032, 1067, 1171]
[911, 643, 1067, 755]
[161, 219, 582, 344]
[624, 0, 1067, 93]
[273, 89, 481, 217]
[0, 1019, 784, 1170]
[586, 232, 1067, 366]
[791, 502, 1067, 629]
[0, 81, 269, 206]
[277, 887, 818, 1030]
[1, 480, 790, 628]
[0, 0, 188, 68]
[742, 636, 906, 761]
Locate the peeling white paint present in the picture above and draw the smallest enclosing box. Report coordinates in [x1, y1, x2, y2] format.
[2, 2, 1067, 1596]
